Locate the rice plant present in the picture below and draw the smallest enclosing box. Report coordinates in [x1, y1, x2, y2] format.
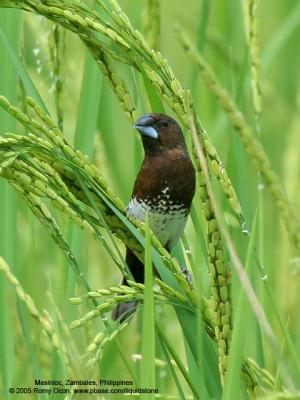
[0, 1, 300, 399]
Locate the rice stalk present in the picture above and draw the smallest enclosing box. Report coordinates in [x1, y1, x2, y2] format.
[179, 30, 300, 253]
[188, 113, 294, 391]
[0, 0, 286, 392]
[242, 0, 262, 120]
[0, 1, 245, 239]
[0, 94, 200, 309]
[85, 322, 129, 370]
[0, 0, 234, 383]
[143, 0, 160, 50]
[47, 22, 66, 129]
[0, 256, 74, 374]
[69, 284, 194, 330]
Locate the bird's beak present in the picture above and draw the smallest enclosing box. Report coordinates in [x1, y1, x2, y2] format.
[134, 114, 158, 139]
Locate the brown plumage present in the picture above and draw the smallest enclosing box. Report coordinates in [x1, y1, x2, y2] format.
[112, 113, 195, 321]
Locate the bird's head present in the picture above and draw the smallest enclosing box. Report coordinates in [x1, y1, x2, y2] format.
[134, 113, 187, 155]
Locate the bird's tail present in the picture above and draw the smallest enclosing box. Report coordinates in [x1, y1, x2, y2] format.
[111, 296, 138, 322]
[111, 249, 144, 323]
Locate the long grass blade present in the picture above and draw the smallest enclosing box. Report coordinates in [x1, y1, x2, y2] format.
[140, 213, 156, 399]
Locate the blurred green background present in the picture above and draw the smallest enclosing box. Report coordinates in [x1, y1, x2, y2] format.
[1, 0, 300, 398]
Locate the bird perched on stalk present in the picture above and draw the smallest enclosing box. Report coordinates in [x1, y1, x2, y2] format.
[112, 113, 195, 321]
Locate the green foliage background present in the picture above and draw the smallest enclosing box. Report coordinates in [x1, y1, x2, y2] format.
[0, 1, 300, 399]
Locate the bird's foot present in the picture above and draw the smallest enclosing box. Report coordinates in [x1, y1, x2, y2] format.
[180, 265, 193, 288]
[112, 301, 138, 323]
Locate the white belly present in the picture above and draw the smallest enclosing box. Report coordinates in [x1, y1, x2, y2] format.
[127, 196, 188, 250]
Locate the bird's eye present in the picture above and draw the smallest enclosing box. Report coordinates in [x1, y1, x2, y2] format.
[161, 121, 169, 127]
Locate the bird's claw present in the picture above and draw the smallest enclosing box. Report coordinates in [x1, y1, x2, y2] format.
[180, 265, 193, 287]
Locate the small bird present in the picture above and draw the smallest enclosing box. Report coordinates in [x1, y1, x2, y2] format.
[112, 113, 196, 321]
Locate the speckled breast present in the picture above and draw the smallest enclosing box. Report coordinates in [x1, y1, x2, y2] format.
[127, 186, 189, 250]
